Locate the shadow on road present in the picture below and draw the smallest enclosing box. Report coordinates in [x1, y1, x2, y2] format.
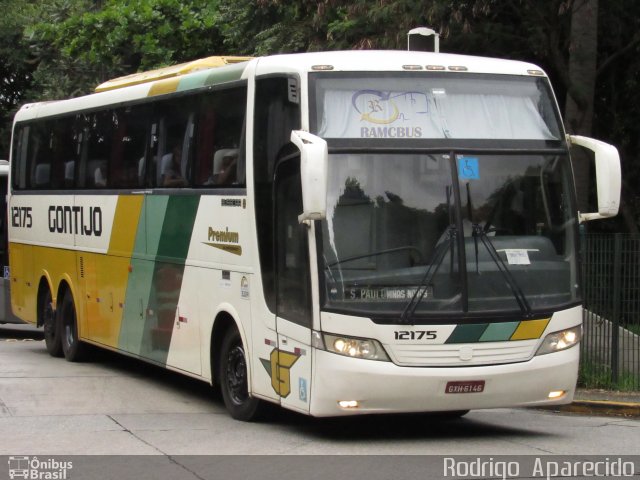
[0, 323, 43, 340]
[84, 348, 550, 441]
[272, 408, 547, 442]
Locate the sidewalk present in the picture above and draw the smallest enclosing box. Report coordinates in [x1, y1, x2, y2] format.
[540, 388, 640, 417]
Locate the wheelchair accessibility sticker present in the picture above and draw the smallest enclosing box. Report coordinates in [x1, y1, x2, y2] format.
[458, 157, 479, 180]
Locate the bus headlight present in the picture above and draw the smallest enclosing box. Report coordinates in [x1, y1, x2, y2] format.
[535, 325, 582, 356]
[316, 332, 390, 361]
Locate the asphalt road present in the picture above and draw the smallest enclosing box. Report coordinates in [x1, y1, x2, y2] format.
[1, 324, 638, 479]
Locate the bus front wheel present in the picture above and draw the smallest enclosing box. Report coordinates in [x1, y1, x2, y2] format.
[42, 289, 62, 357]
[59, 289, 87, 362]
[219, 328, 266, 421]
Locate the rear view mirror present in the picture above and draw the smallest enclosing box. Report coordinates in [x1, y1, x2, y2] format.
[568, 135, 621, 222]
[290, 130, 328, 222]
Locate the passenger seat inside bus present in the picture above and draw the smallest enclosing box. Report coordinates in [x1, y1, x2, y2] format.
[34, 163, 50, 188]
[64, 161, 75, 188]
[87, 159, 107, 188]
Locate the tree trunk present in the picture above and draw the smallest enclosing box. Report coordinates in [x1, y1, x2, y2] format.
[565, 0, 598, 214]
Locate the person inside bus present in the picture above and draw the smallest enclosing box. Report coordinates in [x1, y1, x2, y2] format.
[206, 149, 238, 186]
[161, 145, 188, 187]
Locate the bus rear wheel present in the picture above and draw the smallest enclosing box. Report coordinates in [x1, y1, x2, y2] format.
[220, 328, 266, 421]
[59, 289, 87, 362]
[42, 289, 62, 357]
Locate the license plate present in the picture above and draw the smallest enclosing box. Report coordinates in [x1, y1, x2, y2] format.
[445, 380, 485, 394]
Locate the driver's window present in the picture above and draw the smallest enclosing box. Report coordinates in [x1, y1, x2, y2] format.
[275, 158, 311, 326]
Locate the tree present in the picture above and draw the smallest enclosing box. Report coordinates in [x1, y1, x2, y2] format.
[0, 1, 66, 158]
[564, 0, 598, 217]
[425, 0, 640, 232]
[27, 0, 224, 99]
[2, 0, 639, 231]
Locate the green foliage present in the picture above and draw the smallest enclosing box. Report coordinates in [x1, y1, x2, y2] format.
[27, 0, 223, 100]
[579, 357, 639, 391]
[0, 0, 65, 158]
[1, 0, 640, 233]
[218, 0, 321, 55]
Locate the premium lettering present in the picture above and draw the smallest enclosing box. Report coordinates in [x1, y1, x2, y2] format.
[208, 227, 239, 244]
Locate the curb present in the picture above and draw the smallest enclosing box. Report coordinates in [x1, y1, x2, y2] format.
[538, 400, 640, 417]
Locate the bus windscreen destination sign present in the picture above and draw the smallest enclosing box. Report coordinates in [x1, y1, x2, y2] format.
[339, 286, 434, 301]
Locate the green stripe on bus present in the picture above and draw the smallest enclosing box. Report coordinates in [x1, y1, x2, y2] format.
[140, 195, 201, 365]
[478, 321, 520, 342]
[145, 196, 170, 257]
[119, 258, 156, 353]
[203, 62, 247, 86]
[119, 195, 201, 362]
[175, 62, 247, 92]
[445, 323, 489, 344]
[119, 195, 154, 352]
[156, 195, 200, 261]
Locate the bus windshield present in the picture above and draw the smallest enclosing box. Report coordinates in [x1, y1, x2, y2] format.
[313, 73, 561, 140]
[319, 151, 579, 318]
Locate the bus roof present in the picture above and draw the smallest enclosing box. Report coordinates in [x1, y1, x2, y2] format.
[253, 50, 546, 77]
[13, 50, 547, 123]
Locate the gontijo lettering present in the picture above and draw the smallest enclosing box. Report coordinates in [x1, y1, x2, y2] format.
[48, 205, 102, 236]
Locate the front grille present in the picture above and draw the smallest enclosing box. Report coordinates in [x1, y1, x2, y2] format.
[386, 340, 538, 366]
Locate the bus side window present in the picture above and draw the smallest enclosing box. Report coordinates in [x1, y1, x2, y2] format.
[50, 116, 80, 189]
[84, 111, 113, 189]
[27, 123, 53, 189]
[11, 126, 29, 190]
[155, 97, 194, 188]
[193, 86, 247, 187]
[111, 105, 150, 189]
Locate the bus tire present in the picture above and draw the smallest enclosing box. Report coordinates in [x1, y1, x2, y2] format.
[42, 289, 62, 357]
[219, 327, 266, 421]
[59, 289, 87, 362]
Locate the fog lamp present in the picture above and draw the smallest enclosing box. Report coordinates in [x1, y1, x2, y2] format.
[548, 390, 565, 399]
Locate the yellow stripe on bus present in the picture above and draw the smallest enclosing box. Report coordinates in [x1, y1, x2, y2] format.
[148, 77, 180, 97]
[510, 318, 550, 340]
[108, 195, 144, 256]
[85, 195, 145, 348]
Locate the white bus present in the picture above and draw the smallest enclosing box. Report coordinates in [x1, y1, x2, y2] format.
[8, 51, 620, 420]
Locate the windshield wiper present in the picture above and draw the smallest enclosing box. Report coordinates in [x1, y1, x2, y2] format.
[465, 181, 532, 317]
[472, 224, 533, 318]
[399, 224, 456, 325]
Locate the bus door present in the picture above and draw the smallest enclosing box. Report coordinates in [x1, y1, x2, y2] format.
[273, 156, 313, 412]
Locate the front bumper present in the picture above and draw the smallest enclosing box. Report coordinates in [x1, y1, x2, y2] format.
[309, 345, 578, 416]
